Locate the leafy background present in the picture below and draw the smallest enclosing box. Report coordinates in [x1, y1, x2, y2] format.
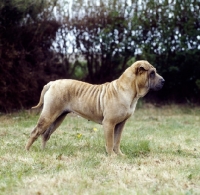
[0, 0, 200, 112]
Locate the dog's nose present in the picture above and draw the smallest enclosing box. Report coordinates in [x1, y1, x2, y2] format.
[161, 78, 165, 85]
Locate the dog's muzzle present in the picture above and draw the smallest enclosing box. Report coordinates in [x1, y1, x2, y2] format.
[155, 78, 165, 91]
[151, 77, 165, 91]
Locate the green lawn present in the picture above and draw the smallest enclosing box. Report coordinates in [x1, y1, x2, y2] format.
[0, 104, 200, 195]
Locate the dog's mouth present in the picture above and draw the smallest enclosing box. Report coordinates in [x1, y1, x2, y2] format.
[153, 84, 164, 91]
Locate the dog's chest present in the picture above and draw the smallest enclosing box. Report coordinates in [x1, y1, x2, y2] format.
[129, 98, 139, 114]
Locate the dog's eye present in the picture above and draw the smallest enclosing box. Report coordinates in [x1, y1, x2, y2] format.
[150, 71, 155, 77]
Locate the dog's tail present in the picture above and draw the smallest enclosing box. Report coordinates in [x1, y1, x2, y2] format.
[32, 82, 53, 109]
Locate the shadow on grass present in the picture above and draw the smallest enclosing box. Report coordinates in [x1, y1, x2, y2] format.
[29, 138, 199, 160]
[121, 140, 200, 159]
[122, 140, 151, 158]
[44, 139, 106, 157]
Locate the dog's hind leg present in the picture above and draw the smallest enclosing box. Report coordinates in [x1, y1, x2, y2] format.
[41, 112, 69, 149]
[25, 110, 61, 151]
[25, 117, 51, 150]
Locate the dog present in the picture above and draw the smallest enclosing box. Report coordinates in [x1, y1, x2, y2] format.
[25, 60, 164, 156]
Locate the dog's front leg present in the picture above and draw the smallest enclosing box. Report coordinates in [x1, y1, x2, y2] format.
[113, 120, 127, 156]
[102, 120, 115, 156]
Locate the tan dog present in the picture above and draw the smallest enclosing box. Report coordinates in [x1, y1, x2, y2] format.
[25, 60, 164, 156]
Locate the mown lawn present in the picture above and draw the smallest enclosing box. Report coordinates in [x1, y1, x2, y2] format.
[0, 104, 200, 195]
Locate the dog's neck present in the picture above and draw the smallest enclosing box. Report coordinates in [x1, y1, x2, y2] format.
[117, 66, 149, 99]
[116, 70, 137, 96]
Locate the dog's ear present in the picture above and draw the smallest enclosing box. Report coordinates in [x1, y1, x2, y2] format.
[137, 64, 149, 75]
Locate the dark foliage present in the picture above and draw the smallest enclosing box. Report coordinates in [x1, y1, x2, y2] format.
[0, 0, 61, 112]
[137, 0, 200, 103]
[0, 0, 200, 112]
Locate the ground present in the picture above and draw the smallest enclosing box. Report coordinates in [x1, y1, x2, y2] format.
[0, 103, 200, 195]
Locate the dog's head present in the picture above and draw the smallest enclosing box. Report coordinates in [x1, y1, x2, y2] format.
[132, 60, 165, 96]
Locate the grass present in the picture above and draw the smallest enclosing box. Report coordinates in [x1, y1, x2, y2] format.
[0, 104, 200, 195]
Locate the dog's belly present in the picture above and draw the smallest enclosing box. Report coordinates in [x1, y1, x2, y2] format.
[73, 110, 103, 124]
[67, 98, 104, 124]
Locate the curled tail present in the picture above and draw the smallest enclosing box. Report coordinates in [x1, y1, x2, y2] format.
[32, 82, 53, 109]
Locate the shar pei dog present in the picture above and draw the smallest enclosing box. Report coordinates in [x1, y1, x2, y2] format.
[26, 60, 165, 156]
